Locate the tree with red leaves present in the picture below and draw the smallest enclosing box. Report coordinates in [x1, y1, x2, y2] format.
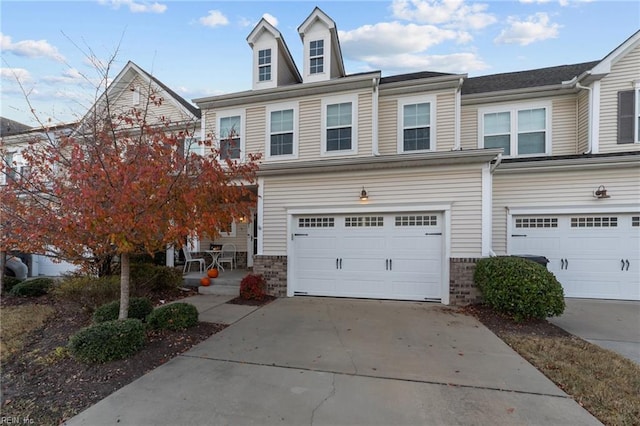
[1, 66, 259, 319]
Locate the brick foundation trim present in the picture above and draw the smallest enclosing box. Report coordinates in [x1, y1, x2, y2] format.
[252, 255, 287, 297]
[449, 257, 482, 306]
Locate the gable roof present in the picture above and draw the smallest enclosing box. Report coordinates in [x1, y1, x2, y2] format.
[298, 7, 346, 78]
[380, 71, 455, 85]
[462, 61, 600, 95]
[589, 29, 640, 77]
[0, 117, 31, 137]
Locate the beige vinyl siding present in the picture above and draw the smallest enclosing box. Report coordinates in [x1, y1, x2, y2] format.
[261, 164, 483, 257]
[436, 92, 456, 151]
[551, 96, 578, 156]
[492, 166, 640, 253]
[577, 90, 589, 153]
[358, 92, 373, 155]
[599, 44, 640, 153]
[245, 106, 265, 158]
[298, 98, 322, 159]
[377, 97, 397, 155]
[200, 223, 249, 252]
[460, 106, 478, 150]
[203, 110, 216, 139]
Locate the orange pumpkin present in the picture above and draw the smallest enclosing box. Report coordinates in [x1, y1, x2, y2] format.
[200, 276, 211, 286]
[207, 268, 219, 278]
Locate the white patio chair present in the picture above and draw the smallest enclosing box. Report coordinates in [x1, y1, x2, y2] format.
[182, 245, 205, 274]
[217, 243, 236, 271]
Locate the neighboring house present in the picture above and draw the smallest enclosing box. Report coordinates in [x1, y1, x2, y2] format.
[193, 8, 639, 304]
[1, 61, 202, 276]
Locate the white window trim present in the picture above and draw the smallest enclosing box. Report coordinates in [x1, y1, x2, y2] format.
[478, 101, 552, 157]
[397, 95, 437, 154]
[305, 35, 328, 83]
[258, 48, 272, 83]
[321, 94, 358, 157]
[216, 108, 246, 162]
[266, 101, 299, 160]
[634, 80, 640, 144]
[309, 38, 325, 75]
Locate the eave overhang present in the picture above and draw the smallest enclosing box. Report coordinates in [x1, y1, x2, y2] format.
[495, 152, 640, 174]
[461, 83, 577, 105]
[257, 149, 502, 176]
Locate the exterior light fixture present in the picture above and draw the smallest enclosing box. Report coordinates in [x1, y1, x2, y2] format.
[359, 187, 368, 201]
[594, 185, 610, 199]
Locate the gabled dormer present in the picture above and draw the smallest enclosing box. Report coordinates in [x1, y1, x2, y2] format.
[247, 18, 302, 90]
[297, 7, 346, 83]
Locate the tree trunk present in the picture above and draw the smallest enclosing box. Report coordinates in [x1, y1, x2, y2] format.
[118, 252, 130, 320]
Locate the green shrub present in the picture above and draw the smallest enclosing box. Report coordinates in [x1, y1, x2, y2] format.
[9, 278, 54, 297]
[239, 274, 266, 301]
[68, 319, 146, 363]
[2, 276, 24, 294]
[92, 297, 154, 323]
[474, 256, 565, 322]
[130, 263, 182, 293]
[53, 275, 120, 311]
[147, 303, 198, 331]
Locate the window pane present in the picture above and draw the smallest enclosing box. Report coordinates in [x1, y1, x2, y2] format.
[270, 133, 293, 156]
[271, 109, 293, 133]
[220, 138, 241, 159]
[326, 127, 351, 151]
[484, 112, 510, 134]
[259, 65, 271, 81]
[220, 116, 241, 138]
[310, 40, 324, 56]
[484, 135, 510, 155]
[258, 49, 271, 65]
[518, 132, 545, 154]
[327, 103, 351, 127]
[403, 128, 430, 151]
[518, 108, 545, 132]
[403, 103, 430, 128]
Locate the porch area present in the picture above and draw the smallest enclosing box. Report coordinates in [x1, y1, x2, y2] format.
[182, 268, 249, 296]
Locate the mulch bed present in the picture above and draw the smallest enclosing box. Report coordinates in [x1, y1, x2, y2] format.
[0, 292, 226, 425]
[459, 303, 572, 338]
[226, 295, 277, 306]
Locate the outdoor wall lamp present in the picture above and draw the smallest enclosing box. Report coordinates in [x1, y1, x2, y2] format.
[359, 187, 369, 201]
[594, 185, 611, 199]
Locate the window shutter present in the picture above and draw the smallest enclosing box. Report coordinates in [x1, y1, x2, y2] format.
[618, 90, 634, 144]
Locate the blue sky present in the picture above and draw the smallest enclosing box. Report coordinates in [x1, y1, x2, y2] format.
[1, 0, 638, 126]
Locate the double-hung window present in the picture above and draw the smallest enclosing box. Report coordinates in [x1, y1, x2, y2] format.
[218, 112, 243, 161]
[617, 85, 640, 144]
[398, 96, 435, 152]
[258, 49, 271, 82]
[480, 103, 550, 156]
[267, 103, 297, 159]
[322, 96, 357, 155]
[310, 40, 324, 74]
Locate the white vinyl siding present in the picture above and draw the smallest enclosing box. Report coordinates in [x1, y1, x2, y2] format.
[492, 167, 640, 253]
[261, 164, 483, 256]
[459, 107, 478, 151]
[551, 96, 578, 156]
[598, 43, 640, 153]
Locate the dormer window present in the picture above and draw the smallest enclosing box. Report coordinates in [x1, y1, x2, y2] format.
[258, 49, 272, 82]
[309, 40, 324, 74]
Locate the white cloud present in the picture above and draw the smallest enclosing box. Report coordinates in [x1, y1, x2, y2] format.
[43, 68, 94, 87]
[199, 10, 229, 28]
[391, 0, 497, 30]
[0, 33, 65, 62]
[495, 13, 561, 45]
[360, 52, 488, 74]
[98, 0, 167, 14]
[262, 13, 278, 27]
[1, 67, 32, 83]
[340, 22, 470, 58]
[519, 0, 593, 5]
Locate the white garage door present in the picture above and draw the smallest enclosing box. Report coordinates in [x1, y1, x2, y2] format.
[292, 213, 443, 301]
[511, 214, 640, 300]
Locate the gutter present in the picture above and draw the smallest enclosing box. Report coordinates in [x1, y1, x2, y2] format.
[495, 153, 640, 173]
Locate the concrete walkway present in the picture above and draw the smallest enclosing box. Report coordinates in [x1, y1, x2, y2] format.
[66, 297, 599, 426]
[550, 298, 640, 364]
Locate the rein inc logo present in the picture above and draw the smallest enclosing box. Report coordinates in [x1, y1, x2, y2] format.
[0, 417, 34, 424]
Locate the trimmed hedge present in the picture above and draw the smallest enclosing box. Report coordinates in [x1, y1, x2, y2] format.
[92, 297, 154, 323]
[147, 303, 198, 331]
[68, 319, 146, 363]
[474, 256, 565, 322]
[9, 278, 54, 297]
[239, 274, 266, 301]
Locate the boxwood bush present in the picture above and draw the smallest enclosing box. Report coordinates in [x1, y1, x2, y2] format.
[92, 297, 154, 324]
[147, 303, 198, 331]
[2, 276, 24, 294]
[68, 319, 146, 363]
[474, 256, 565, 322]
[9, 278, 54, 297]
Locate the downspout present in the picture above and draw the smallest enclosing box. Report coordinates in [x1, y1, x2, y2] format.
[372, 77, 380, 156]
[453, 77, 464, 150]
[488, 153, 502, 257]
[490, 152, 502, 173]
[576, 83, 593, 154]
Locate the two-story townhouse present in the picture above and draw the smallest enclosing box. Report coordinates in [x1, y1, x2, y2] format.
[197, 8, 639, 304]
[1, 60, 202, 276]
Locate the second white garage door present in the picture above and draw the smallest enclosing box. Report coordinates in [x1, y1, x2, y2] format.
[291, 213, 443, 301]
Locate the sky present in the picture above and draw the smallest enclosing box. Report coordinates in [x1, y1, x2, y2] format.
[1, 0, 639, 127]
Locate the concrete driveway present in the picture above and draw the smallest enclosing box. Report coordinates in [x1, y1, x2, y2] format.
[549, 298, 640, 364]
[67, 297, 599, 425]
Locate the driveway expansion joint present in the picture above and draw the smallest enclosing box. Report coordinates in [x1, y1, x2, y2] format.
[179, 354, 573, 400]
[310, 373, 336, 426]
